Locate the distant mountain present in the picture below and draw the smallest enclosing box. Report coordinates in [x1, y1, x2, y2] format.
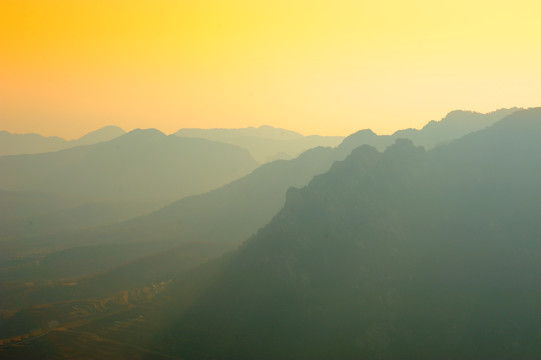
[0, 126, 126, 156]
[175, 125, 344, 162]
[0, 131, 67, 156]
[69, 125, 125, 146]
[0, 129, 258, 203]
[153, 108, 541, 359]
[341, 107, 520, 151]
[392, 107, 520, 148]
[176, 125, 304, 140]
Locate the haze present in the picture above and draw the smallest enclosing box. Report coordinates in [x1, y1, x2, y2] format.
[2, 0, 541, 138]
[2, 1, 541, 359]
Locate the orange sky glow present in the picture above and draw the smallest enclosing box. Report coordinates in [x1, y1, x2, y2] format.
[1, 0, 540, 138]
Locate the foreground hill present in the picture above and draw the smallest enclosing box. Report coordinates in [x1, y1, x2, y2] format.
[155, 108, 541, 359]
[0, 126, 126, 156]
[175, 125, 344, 162]
[0, 128, 258, 203]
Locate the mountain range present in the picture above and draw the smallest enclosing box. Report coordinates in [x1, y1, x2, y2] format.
[175, 125, 344, 162]
[0, 126, 126, 156]
[1, 107, 539, 359]
[80, 109, 522, 248]
[152, 107, 541, 359]
[0, 128, 258, 203]
[0, 108, 520, 282]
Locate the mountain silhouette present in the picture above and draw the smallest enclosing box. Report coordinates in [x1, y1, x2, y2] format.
[6, 109, 523, 281]
[340, 107, 519, 152]
[176, 124, 304, 140]
[0, 146, 340, 281]
[69, 125, 125, 146]
[0, 131, 67, 156]
[175, 125, 344, 162]
[0, 126, 126, 156]
[103, 109, 517, 244]
[0, 128, 258, 203]
[154, 108, 541, 359]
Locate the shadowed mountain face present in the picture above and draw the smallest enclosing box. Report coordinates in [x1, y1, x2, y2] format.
[175, 125, 344, 163]
[156, 108, 541, 359]
[0, 126, 126, 156]
[0, 129, 258, 203]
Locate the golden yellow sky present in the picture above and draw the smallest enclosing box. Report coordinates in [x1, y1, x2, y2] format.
[1, 0, 540, 138]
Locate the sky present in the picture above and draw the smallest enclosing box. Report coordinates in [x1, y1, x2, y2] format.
[1, 0, 540, 139]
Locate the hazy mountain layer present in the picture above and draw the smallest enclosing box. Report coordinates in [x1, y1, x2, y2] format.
[175, 125, 344, 162]
[175, 125, 304, 140]
[87, 108, 520, 247]
[0, 128, 258, 203]
[5, 109, 520, 281]
[154, 108, 541, 359]
[341, 107, 519, 151]
[0, 147, 338, 281]
[0, 126, 126, 156]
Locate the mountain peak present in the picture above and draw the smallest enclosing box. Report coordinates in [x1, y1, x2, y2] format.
[257, 125, 276, 130]
[348, 129, 377, 137]
[492, 107, 541, 128]
[107, 128, 166, 147]
[124, 128, 165, 138]
[339, 129, 377, 146]
[74, 125, 126, 145]
[337, 129, 382, 154]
